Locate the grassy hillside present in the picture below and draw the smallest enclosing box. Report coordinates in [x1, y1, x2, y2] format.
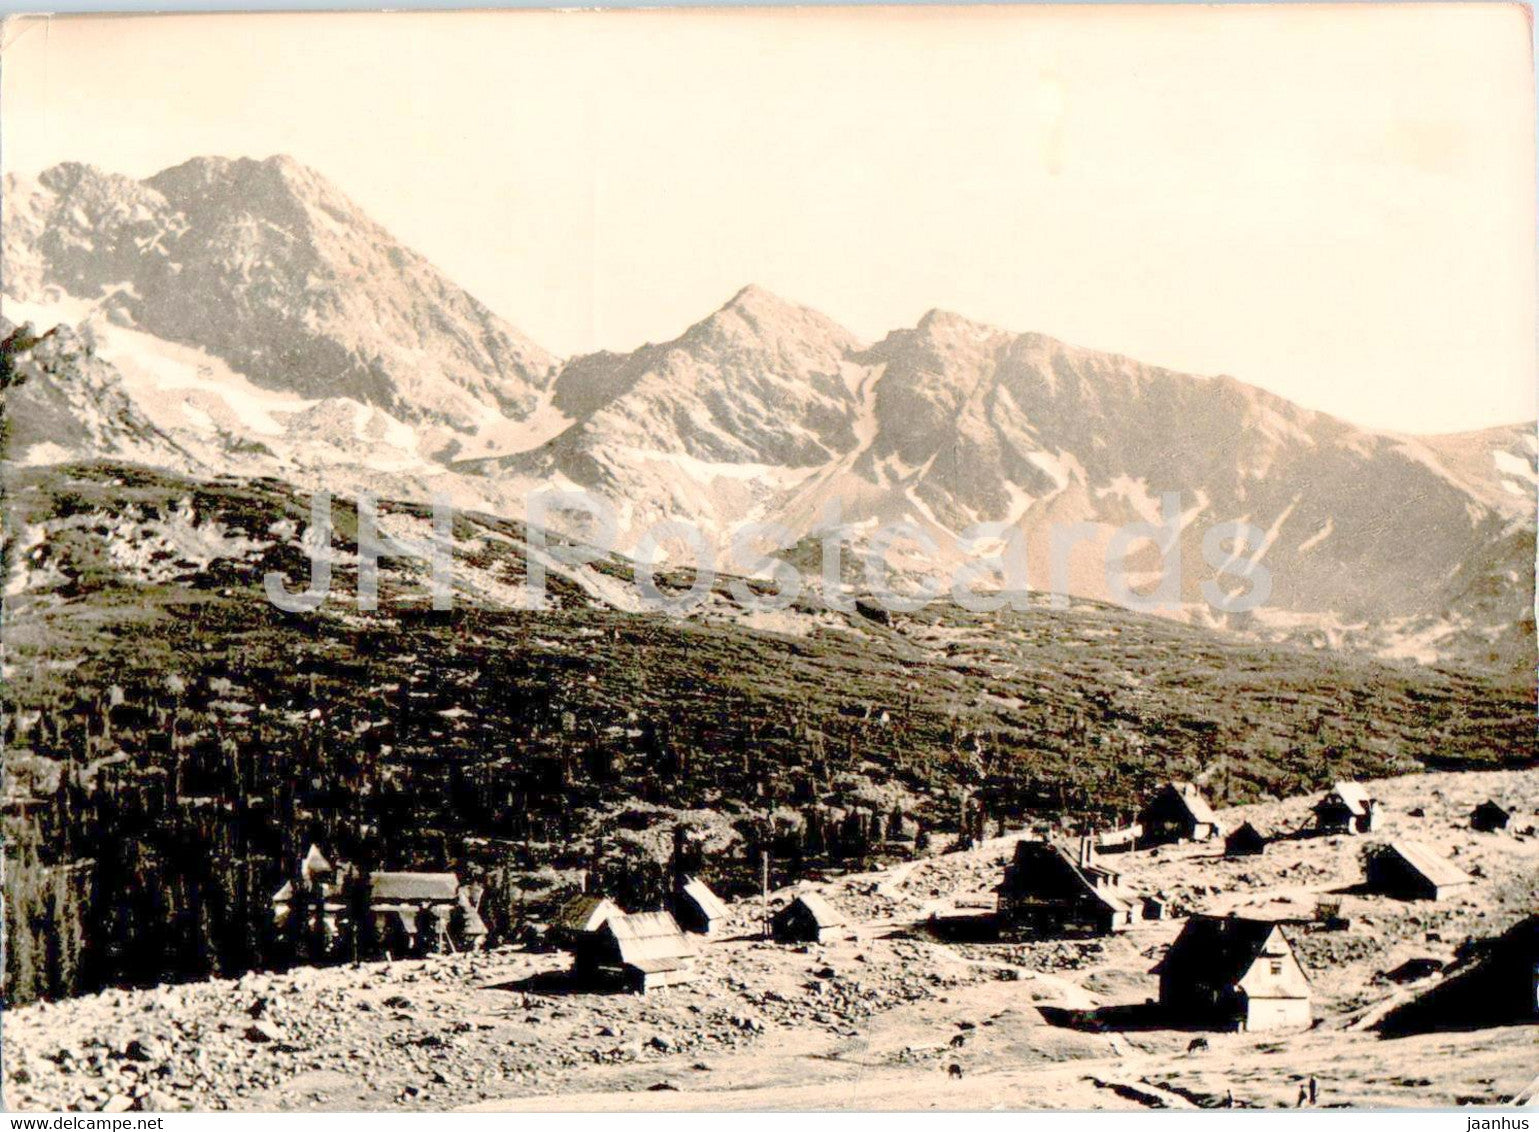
[2, 462, 1533, 1003]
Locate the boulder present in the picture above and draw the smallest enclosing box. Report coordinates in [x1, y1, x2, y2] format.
[244, 1022, 281, 1044]
[122, 1038, 162, 1063]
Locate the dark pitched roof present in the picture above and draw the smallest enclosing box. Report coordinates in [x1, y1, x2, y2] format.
[1154, 782, 1219, 825]
[997, 840, 1076, 890]
[784, 892, 848, 929]
[1152, 915, 1293, 988]
[1490, 914, 1539, 961]
[1375, 915, 1538, 1035]
[1225, 822, 1266, 848]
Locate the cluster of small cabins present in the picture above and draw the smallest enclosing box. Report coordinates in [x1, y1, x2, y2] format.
[549, 876, 729, 994]
[268, 779, 1531, 1036]
[988, 779, 1519, 1031]
[553, 882, 853, 992]
[991, 779, 1482, 941]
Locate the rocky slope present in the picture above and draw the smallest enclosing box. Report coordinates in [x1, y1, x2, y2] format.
[2, 461, 1529, 1012]
[469, 285, 868, 549]
[3, 158, 556, 436]
[4, 768, 1534, 1113]
[0, 318, 190, 468]
[479, 292, 1536, 670]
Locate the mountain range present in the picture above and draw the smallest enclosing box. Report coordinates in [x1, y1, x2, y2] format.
[2, 155, 1533, 671]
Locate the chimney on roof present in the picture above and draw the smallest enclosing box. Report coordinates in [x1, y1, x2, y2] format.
[672, 826, 687, 881]
[1080, 835, 1094, 869]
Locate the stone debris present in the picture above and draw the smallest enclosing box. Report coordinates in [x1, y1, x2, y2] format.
[4, 768, 1534, 1113]
[2, 938, 975, 1112]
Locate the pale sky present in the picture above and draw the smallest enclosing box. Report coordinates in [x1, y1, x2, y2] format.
[2, 5, 1534, 432]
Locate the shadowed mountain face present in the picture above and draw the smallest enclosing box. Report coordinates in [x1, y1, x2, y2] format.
[3, 157, 556, 431]
[3, 156, 1533, 671]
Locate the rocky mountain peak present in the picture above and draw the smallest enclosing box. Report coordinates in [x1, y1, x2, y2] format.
[724, 282, 786, 312]
[914, 306, 1005, 338]
[5, 155, 559, 431]
[145, 154, 362, 237]
[4, 154, 1532, 674]
[682, 284, 865, 363]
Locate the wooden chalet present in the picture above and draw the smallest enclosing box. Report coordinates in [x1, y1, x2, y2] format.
[1313, 781, 1380, 835]
[996, 837, 1138, 937]
[1138, 782, 1222, 845]
[271, 847, 485, 956]
[1154, 915, 1311, 1031]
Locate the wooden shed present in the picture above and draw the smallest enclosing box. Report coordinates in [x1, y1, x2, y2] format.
[1138, 782, 1222, 845]
[772, 892, 853, 944]
[1313, 781, 1380, 835]
[1141, 894, 1170, 921]
[672, 875, 730, 936]
[573, 911, 697, 993]
[1224, 822, 1267, 858]
[1363, 840, 1473, 902]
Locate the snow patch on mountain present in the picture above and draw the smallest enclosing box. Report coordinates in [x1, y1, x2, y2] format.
[3, 152, 1531, 672]
[5, 156, 559, 433]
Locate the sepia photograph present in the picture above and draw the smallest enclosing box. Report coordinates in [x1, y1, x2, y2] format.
[0, 3, 1535, 1117]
